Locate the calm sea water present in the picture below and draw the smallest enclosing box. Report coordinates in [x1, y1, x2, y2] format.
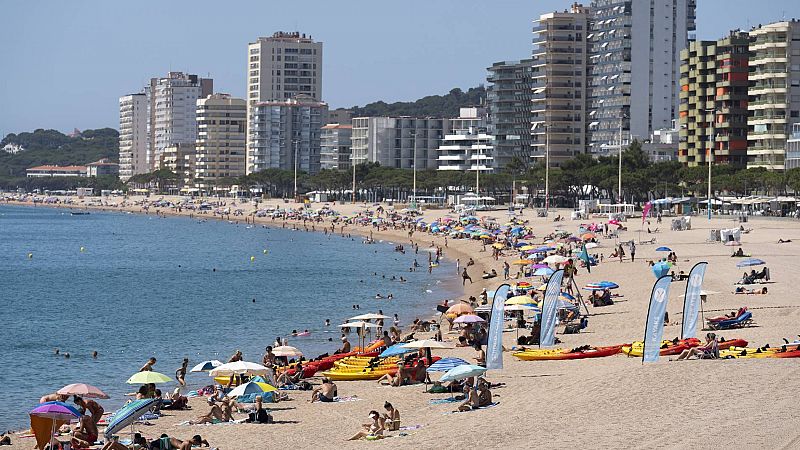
[0, 204, 459, 430]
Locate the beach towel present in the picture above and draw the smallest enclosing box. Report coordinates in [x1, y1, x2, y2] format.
[442, 402, 499, 415]
[398, 425, 423, 431]
[321, 396, 361, 403]
[429, 398, 461, 405]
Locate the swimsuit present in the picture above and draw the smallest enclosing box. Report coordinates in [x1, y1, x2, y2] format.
[318, 394, 334, 402]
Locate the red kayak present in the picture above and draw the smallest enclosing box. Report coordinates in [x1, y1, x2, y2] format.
[718, 339, 748, 350]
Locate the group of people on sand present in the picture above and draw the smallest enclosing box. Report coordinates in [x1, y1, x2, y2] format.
[348, 402, 400, 440]
[101, 433, 208, 450]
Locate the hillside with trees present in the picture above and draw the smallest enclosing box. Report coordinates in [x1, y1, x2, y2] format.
[350, 86, 486, 118]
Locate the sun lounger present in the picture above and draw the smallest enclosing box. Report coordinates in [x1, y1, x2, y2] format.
[708, 311, 753, 330]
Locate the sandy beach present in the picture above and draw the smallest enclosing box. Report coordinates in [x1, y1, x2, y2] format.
[4, 195, 800, 449]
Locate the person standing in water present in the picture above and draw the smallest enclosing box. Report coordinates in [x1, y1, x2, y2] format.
[176, 358, 189, 387]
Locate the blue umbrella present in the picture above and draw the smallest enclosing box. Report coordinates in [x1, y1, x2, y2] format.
[656, 246, 672, 252]
[533, 267, 555, 277]
[652, 261, 671, 278]
[439, 364, 488, 382]
[533, 246, 556, 253]
[736, 258, 765, 268]
[104, 399, 156, 439]
[379, 343, 416, 358]
[426, 357, 470, 373]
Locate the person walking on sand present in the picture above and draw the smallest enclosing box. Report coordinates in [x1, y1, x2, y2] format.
[456, 258, 460, 274]
[462, 268, 473, 285]
[630, 241, 636, 262]
[503, 261, 510, 280]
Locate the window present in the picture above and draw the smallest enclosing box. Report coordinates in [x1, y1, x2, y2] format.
[250, 56, 259, 62]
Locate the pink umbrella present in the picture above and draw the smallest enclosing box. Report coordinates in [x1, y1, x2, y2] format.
[453, 314, 486, 324]
[57, 383, 109, 399]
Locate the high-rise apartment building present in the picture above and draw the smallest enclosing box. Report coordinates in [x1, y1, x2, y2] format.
[118, 93, 148, 181]
[351, 117, 450, 170]
[194, 94, 247, 190]
[320, 124, 352, 170]
[246, 32, 323, 105]
[486, 59, 534, 167]
[146, 72, 213, 170]
[748, 20, 800, 171]
[436, 108, 494, 172]
[247, 96, 327, 175]
[531, 4, 590, 165]
[588, 0, 696, 155]
[678, 31, 750, 167]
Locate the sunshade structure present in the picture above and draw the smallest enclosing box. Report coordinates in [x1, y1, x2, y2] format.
[581, 233, 596, 240]
[339, 321, 379, 329]
[226, 381, 277, 398]
[533, 267, 555, 277]
[126, 371, 173, 385]
[504, 304, 540, 312]
[402, 339, 453, 350]
[209, 361, 270, 377]
[30, 402, 81, 449]
[446, 303, 474, 316]
[453, 314, 486, 324]
[656, 246, 672, 252]
[426, 357, 469, 373]
[512, 259, 533, 266]
[505, 295, 536, 305]
[380, 343, 417, 358]
[439, 364, 487, 382]
[543, 255, 569, 264]
[190, 360, 223, 373]
[584, 281, 619, 291]
[677, 290, 720, 298]
[104, 399, 156, 439]
[350, 313, 392, 321]
[736, 258, 766, 268]
[57, 383, 109, 399]
[652, 261, 672, 278]
[271, 346, 304, 358]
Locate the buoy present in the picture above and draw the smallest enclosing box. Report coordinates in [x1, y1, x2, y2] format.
[250, 256, 256, 262]
[27, 253, 33, 259]
[80, 247, 85, 253]
[263, 249, 268, 254]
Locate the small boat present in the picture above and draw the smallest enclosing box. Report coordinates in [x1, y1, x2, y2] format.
[70, 211, 90, 216]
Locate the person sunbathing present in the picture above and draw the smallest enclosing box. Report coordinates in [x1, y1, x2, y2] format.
[311, 379, 337, 403]
[276, 362, 304, 386]
[731, 247, 745, 257]
[675, 333, 718, 360]
[150, 434, 209, 450]
[246, 395, 273, 423]
[778, 238, 792, 243]
[376, 363, 409, 387]
[71, 413, 98, 448]
[457, 380, 492, 411]
[348, 410, 384, 440]
[381, 402, 400, 431]
[190, 398, 234, 424]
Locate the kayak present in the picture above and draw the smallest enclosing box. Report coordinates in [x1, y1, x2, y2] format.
[513, 345, 622, 361]
[719, 347, 777, 359]
[621, 338, 701, 357]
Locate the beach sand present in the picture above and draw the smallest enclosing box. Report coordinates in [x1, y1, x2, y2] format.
[5, 196, 800, 449]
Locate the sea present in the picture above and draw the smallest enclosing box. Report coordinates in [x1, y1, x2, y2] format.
[0, 204, 460, 430]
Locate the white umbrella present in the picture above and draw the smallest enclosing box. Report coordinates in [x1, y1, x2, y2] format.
[677, 290, 720, 298]
[338, 321, 379, 328]
[401, 339, 453, 349]
[209, 361, 269, 377]
[272, 346, 303, 358]
[190, 360, 223, 373]
[504, 304, 539, 312]
[349, 313, 391, 321]
[543, 255, 569, 264]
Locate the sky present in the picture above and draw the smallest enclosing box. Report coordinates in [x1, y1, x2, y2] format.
[1, 0, 799, 134]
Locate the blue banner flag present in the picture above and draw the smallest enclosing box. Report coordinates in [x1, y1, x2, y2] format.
[485, 284, 511, 370]
[539, 269, 565, 347]
[681, 262, 708, 339]
[642, 275, 673, 363]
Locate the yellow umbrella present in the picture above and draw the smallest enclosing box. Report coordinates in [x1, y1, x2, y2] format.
[479, 235, 493, 240]
[492, 243, 504, 249]
[505, 295, 535, 305]
[535, 284, 548, 292]
[126, 371, 173, 384]
[519, 245, 536, 251]
[512, 259, 532, 265]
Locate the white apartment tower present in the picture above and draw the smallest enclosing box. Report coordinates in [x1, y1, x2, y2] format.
[194, 94, 247, 189]
[748, 20, 800, 171]
[588, 0, 696, 154]
[437, 108, 494, 172]
[118, 93, 148, 181]
[146, 72, 213, 170]
[531, 4, 590, 165]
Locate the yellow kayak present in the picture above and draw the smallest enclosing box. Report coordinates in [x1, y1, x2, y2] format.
[321, 367, 397, 381]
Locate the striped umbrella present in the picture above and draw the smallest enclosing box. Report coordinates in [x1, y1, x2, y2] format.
[103, 399, 156, 439]
[426, 357, 470, 373]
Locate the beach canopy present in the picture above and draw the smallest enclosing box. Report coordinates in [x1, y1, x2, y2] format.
[190, 360, 223, 373]
[126, 371, 173, 385]
[30, 402, 82, 449]
[380, 343, 417, 358]
[271, 346, 304, 358]
[104, 399, 156, 439]
[350, 313, 391, 321]
[57, 383, 109, 399]
[446, 303, 474, 316]
[453, 314, 486, 324]
[401, 339, 453, 350]
[439, 364, 487, 382]
[210, 361, 270, 377]
[656, 246, 672, 252]
[226, 381, 277, 398]
[426, 357, 470, 373]
[736, 258, 766, 268]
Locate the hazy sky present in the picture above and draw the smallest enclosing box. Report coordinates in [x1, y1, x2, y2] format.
[1, 0, 798, 134]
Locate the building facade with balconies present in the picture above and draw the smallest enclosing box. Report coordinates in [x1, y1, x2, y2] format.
[194, 94, 247, 190]
[247, 96, 327, 175]
[531, 4, 590, 165]
[320, 124, 352, 170]
[486, 59, 534, 167]
[351, 117, 450, 170]
[436, 108, 494, 172]
[747, 20, 800, 171]
[118, 93, 148, 181]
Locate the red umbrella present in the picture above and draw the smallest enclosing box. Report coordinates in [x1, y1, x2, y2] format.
[57, 383, 109, 399]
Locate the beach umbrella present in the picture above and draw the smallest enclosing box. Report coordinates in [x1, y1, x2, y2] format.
[543, 255, 569, 264]
[585, 242, 599, 249]
[652, 261, 672, 278]
[271, 346, 304, 358]
[492, 243, 505, 249]
[30, 401, 82, 449]
[380, 343, 417, 358]
[453, 314, 486, 324]
[533, 246, 556, 253]
[226, 381, 277, 398]
[426, 357, 470, 373]
[581, 233, 596, 240]
[518, 245, 536, 251]
[736, 258, 766, 268]
[656, 246, 672, 252]
[210, 361, 270, 377]
[439, 364, 487, 382]
[533, 267, 555, 277]
[103, 399, 156, 439]
[446, 303, 474, 316]
[126, 371, 173, 385]
[504, 304, 539, 312]
[339, 321, 379, 329]
[677, 290, 720, 299]
[516, 281, 533, 289]
[401, 339, 453, 350]
[584, 281, 619, 290]
[349, 313, 391, 321]
[531, 263, 549, 269]
[57, 383, 109, 399]
[505, 295, 535, 305]
[512, 259, 533, 265]
[190, 360, 223, 373]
